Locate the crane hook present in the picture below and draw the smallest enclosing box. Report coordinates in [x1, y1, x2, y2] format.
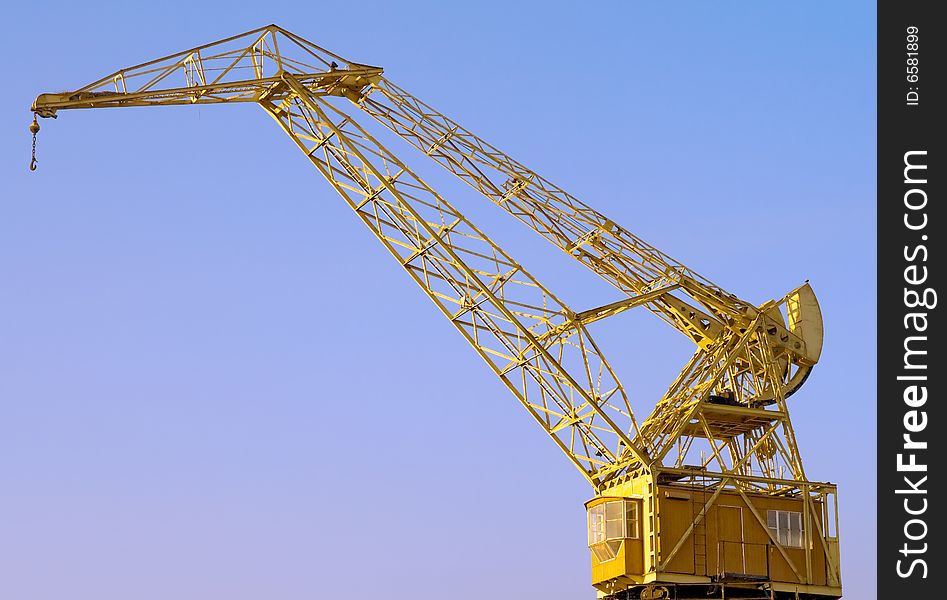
[29, 114, 40, 171]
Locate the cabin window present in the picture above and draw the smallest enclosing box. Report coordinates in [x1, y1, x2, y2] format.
[588, 499, 640, 561]
[626, 499, 639, 539]
[767, 509, 803, 548]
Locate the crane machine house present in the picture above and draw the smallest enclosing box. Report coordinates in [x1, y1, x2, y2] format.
[31, 25, 841, 600]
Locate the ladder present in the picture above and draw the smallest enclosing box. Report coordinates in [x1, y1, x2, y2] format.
[693, 473, 709, 577]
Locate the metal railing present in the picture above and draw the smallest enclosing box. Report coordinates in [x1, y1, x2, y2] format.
[715, 540, 771, 581]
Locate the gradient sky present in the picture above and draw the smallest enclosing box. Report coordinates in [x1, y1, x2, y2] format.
[2, 2, 875, 599]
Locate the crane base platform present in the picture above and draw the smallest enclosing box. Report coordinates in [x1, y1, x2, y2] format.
[603, 581, 840, 600]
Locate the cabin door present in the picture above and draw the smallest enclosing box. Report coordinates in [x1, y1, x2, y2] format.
[717, 505, 745, 575]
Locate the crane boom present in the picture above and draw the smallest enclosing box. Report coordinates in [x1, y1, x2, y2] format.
[30, 23, 823, 487]
[31, 25, 841, 598]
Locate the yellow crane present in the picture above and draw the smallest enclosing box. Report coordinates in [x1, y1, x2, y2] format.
[31, 25, 841, 600]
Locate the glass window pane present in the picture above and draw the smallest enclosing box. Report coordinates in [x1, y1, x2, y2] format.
[790, 512, 802, 533]
[592, 542, 617, 562]
[767, 510, 777, 529]
[626, 501, 638, 538]
[779, 529, 790, 546]
[778, 511, 789, 530]
[589, 505, 606, 545]
[605, 501, 624, 539]
[605, 501, 622, 521]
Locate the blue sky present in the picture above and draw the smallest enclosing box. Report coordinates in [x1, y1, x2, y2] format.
[2, 2, 875, 599]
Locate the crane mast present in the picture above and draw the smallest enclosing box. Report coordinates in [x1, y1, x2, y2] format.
[31, 25, 841, 599]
